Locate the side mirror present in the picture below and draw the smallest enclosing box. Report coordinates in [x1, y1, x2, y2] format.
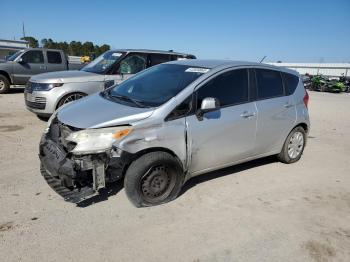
[196, 97, 220, 120]
[17, 57, 24, 64]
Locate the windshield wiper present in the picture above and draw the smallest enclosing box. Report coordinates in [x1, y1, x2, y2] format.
[111, 94, 148, 108]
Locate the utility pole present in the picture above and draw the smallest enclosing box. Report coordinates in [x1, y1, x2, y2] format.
[22, 22, 26, 38]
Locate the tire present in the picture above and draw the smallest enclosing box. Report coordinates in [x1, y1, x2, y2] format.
[0, 75, 10, 94]
[57, 92, 86, 109]
[124, 151, 184, 207]
[37, 115, 50, 122]
[277, 126, 306, 164]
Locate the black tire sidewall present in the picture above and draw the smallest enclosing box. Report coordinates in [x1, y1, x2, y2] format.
[124, 152, 184, 207]
[57, 92, 86, 108]
[279, 126, 306, 164]
[0, 75, 10, 94]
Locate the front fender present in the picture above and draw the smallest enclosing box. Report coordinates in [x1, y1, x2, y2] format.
[118, 119, 188, 170]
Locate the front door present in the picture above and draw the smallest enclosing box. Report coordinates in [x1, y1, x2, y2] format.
[186, 68, 257, 175]
[13, 50, 46, 84]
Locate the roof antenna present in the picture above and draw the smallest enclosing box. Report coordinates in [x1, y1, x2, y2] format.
[259, 55, 267, 63]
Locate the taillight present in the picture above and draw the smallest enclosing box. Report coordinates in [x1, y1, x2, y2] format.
[303, 90, 309, 108]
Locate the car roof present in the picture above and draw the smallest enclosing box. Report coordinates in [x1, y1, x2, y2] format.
[166, 59, 298, 75]
[112, 49, 194, 56]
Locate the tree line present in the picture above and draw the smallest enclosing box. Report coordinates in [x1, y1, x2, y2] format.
[21, 36, 110, 57]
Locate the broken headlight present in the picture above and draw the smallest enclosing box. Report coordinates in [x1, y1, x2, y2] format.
[66, 126, 132, 154]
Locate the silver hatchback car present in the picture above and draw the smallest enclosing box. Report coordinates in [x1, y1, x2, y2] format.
[39, 60, 310, 207]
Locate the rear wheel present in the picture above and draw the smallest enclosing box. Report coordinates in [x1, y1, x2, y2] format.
[57, 92, 86, 108]
[0, 75, 10, 94]
[278, 126, 306, 164]
[124, 151, 184, 207]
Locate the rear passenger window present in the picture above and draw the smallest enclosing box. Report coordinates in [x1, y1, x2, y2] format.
[197, 69, 248, 107]
[47, 51, 62, 64]
[283, 73, 299, 95]
[256, 69, 284, 99]
[149, 54, 170, 66]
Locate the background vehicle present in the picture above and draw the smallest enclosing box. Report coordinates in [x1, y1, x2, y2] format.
[39, 60, 310, 207]
[301, 74, 311, 89]
[326, 78, 345, 93]
[339, 75, 350, 92]
[0, 48, 84, 94]
[310, 75, 328, 91]
[310, 75, 347, 93]
[25, 49, 196, 118]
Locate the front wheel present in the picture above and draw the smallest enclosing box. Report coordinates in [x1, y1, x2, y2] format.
[57, 92, 86, 109]
[0, 75, 10, 94]
[277, 126, 306, 164]
[124, 152, 184, 207]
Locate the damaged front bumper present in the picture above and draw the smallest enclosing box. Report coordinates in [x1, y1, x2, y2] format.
[39, 134, 132, 203]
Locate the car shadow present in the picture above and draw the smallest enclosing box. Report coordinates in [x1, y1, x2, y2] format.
[76, 181, 124, 208]
[9, 87, 25, 93]
[179, 156, 277, 197]
[76, 156, 277, 207]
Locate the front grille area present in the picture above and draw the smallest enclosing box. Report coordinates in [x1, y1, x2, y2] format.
[34, 96, 46, 103]
[25, 100, 46, 110]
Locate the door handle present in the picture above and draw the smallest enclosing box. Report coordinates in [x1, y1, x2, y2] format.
[40, 65, 47, 70]
[284, 102, 293, 108]
[240, 111, 255, 118]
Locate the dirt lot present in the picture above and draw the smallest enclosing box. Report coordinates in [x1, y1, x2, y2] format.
[0, 90, 349, 262]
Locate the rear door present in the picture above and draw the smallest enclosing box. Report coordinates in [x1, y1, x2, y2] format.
[13, 50, 46, 84]
[253, 68, 296, 154]
[46, 50, 65, 72]
[186, 68, 257, 174]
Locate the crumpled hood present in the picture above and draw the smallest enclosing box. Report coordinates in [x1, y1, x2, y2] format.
[57, 93, 154, 129]
[30, 70, 105, 84]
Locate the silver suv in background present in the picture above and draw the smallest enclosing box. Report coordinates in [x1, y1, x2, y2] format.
[24, 49, 196, 119]
[39, 60, 310, 207]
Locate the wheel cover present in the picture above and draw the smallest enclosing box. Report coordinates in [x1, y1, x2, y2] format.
[140, 165, 176, 204]
[0, 80, 5, 90]
[62, 93, 85, 105]
[288, 131, 304, 159]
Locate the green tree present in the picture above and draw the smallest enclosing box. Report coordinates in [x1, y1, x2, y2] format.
[21, 36, 39, 48]
[39, 38, 110, 57]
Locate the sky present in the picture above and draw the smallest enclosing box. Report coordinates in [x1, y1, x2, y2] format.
[0, 0, 349, 63]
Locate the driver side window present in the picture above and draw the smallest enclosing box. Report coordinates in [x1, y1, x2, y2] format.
[21, 51, 44, 64]
[118, 53, 147, 74]
[196, 69, 249, 108]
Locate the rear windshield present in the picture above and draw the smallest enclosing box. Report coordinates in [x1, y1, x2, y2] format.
[104, 64, 208, 107]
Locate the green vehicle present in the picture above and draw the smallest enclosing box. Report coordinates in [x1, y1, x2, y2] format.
[326, 79, 345, 93]
[310, 75, 327, 91]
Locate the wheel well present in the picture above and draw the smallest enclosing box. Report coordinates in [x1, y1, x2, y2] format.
[122, 147, 184, 176]
[295, 123, 308, 133]
[0, 71, 12, 84]
[56, 92, 87, 110]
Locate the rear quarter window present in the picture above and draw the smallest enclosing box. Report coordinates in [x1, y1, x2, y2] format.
[47, 51, 62, 64]
[282, 72, 299, 95]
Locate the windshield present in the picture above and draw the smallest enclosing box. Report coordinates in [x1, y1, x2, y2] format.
[81, 51, 124, 74]
[105, 64, 208, 107]
[7, 50, 25, 61]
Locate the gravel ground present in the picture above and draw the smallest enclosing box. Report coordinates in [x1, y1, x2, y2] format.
[0, 89, 349, 262]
